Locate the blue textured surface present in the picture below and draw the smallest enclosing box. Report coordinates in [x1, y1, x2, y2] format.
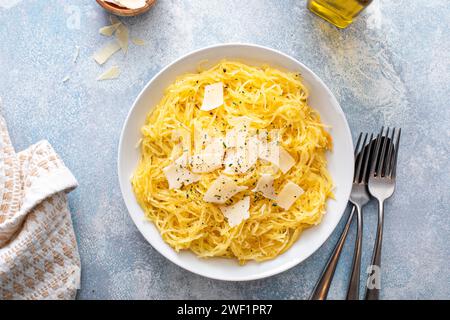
[1, 0, 449, 299]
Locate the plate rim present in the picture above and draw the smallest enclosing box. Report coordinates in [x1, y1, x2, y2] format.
[117, 43, 354, 281]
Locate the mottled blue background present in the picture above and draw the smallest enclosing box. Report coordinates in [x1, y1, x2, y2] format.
[0, 0, 449, 299]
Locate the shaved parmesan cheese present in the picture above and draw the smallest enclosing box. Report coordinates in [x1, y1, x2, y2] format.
[132, 38, 145, 46]
[99, 22, 121, 37]
[174, 151, 190, 167]
[170, 143, 183, 161]
[225, 116, 254, 148]
[238, 136, 259, 172]
[204, 137, 225, 155]
[97, 66, 121, 80]
[224, 136, 258, 174]
[116, 23, 129, 53]
[190, 137, 225, 173]
[258, 141, 296, 174]
[279, 147, 296, 174]
[192, 127, 222, 151]
[252, 174, 276, 200]
[276, 181, 304, 210]
[225, 128, 238, 148]
[190, 153, 223, 173]
[103, 0, 147, 10]
[93, 41, 121, 65]
[163, 156, 200, 190]
[258, 141, 280, 167]
[200, 82, 223, 111]
[203, 175, 247, 204]
[220, 196, 250, 227]
[223, 148, 237, 174]
[193, 129, 208, 152]
[223, 118, 258, 174]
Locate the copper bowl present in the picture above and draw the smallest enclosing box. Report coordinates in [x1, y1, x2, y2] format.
[96, 0, 156, 17]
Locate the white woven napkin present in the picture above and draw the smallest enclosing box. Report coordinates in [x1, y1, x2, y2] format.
[0, 114, 81, 300]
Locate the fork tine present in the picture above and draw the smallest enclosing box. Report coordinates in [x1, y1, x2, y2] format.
[385, 128, 396, 176]
[361, 133, 373, 183]
[352, 133, 363, 182]
[390, 128, 402, 178]
[370, 127, 384, 176]
[354, 133, 363, 155]
[355, 133, 368, 183]
[376, 127, 390, 176]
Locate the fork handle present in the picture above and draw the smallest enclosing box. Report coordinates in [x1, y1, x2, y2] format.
[310, 205, 356, 300]
[346, 204, 363, 300]
[365, 199, 385, 300]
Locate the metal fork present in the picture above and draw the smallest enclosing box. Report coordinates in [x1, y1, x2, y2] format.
[346, 132, 373, 300]
[310, 133, 374, 300]
[365, 127, 401, 300]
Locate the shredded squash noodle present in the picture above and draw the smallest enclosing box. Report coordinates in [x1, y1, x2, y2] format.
[131, 60, 333, 264]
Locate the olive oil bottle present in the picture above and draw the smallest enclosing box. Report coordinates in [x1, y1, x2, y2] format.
[307, 0, 373, 28]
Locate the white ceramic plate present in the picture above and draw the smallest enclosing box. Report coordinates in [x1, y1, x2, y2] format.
[118, 44, 354, 281]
